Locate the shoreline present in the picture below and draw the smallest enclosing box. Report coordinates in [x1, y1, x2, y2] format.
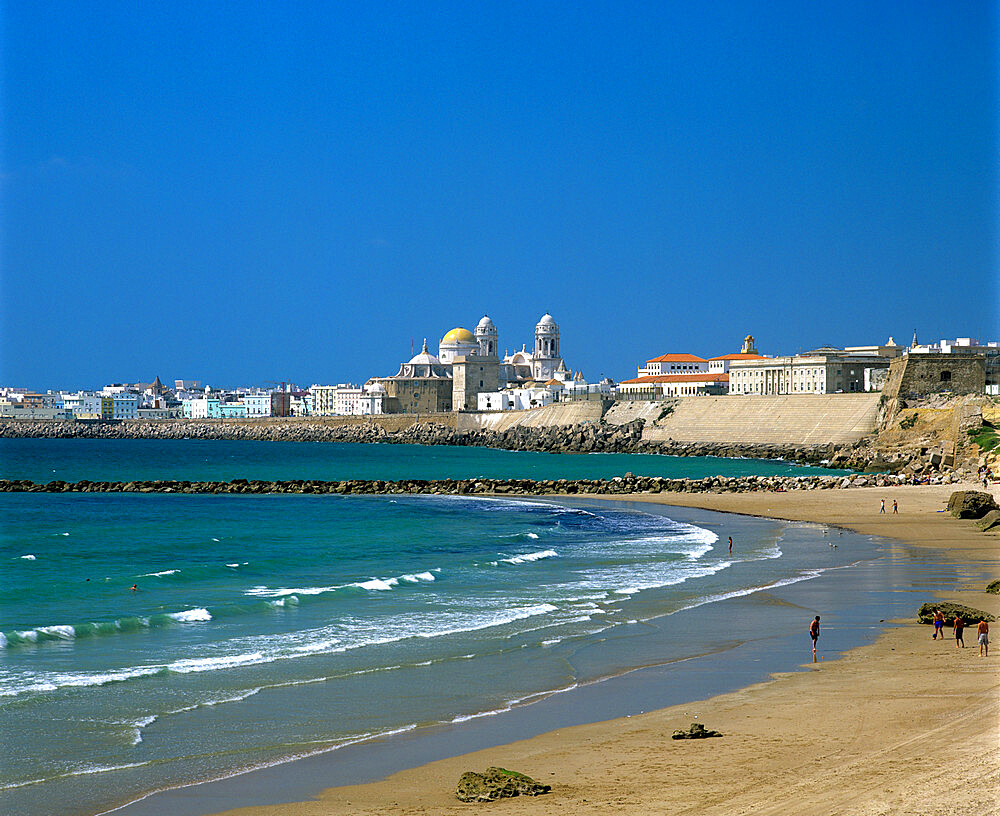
[119, 483, 999, 816]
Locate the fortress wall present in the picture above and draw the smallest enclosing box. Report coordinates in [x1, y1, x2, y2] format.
[641, 394, 881, 446]
[458, 400, 604, 432]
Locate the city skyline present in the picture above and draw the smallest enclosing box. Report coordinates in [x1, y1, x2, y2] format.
[3, 2, 996, 390]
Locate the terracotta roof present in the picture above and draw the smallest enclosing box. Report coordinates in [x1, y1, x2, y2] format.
[620, 373, 729, 384]
[644, 353, 708, 364]
[709, 353, 767, 361]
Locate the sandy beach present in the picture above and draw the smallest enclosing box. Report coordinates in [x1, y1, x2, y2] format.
[209, 483, 1000, 816]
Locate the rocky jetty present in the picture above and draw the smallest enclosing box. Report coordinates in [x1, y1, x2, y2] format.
[0, 470, 961, 497]
[455, 767, 550, 802]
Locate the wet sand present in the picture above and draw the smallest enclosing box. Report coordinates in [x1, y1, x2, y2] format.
[207, 483, 1000, 816]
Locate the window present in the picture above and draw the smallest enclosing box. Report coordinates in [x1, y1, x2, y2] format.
[940, 370, 951, 382]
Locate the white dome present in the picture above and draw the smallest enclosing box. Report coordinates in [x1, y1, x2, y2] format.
[408, 339, 440, 366]
[537, 313, 556, 326]
[477, 315, 495, 330]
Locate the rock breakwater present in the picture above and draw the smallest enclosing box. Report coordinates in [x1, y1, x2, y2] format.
[0, 470, 959, 497]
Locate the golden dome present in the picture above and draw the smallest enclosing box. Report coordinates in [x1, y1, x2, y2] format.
[441, 327, 475, 344]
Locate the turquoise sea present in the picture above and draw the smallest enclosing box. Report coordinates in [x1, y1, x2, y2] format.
[2, 440, 920, 816]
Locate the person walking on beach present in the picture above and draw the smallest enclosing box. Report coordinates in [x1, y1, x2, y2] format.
[932, 609, 945, 640]
[892, 499, 898, 514]
[880, 499, 885, 514]
[953, 615, 965, 648]
[810, 616, 820, 654]
[978, 619, 989, 656]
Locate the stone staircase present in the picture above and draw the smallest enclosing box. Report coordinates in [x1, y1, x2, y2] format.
[643, 394, 881, 446]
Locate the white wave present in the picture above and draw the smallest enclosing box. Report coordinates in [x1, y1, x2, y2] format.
[141, 569, 179, 577]
[527, 532, 540, 539]
[162, 688, 263, 718]
[169, 653, 264, 673]
[19, 554, 36, 560]
[449, 682, 579, 723]
[36, 625, 75, 640]
[352, 578, 397, 591]
[268, 596, 298, 608]
[65, 761, 149, 778]
[16, 629, 38, 643]
[166, 608, 212, 623]
[400, 571, 435, 583]
[1, 761, 152, 791]
[0, 604, 562, 699]
[225, 563, 240, 568]
[0, 633, 6, 649]
[127, 715, 157, 745]
[245, 584, 340, 598]
[62, 532, 70, 536]
[674, 565, 847, 615]
[501, 549, 558, 565]
[212, 538, 220, 542]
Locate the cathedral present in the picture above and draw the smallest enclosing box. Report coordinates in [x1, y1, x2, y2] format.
[372, 314, 570, 413]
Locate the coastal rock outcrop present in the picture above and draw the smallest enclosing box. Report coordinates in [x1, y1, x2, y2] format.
[974, 510, 1000, 531]
[916, 602, 994, 625]
[671, 722, 723, 740]
[985, 580, 1000, 595]
[947, 491, 999, 519]
[455, 767, 550, 802]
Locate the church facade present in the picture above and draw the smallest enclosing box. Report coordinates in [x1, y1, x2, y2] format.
[371, 314, 569, 413]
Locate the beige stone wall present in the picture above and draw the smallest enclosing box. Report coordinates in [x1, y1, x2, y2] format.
[642, 394, 881, 445]
[885, 354, 986, 398]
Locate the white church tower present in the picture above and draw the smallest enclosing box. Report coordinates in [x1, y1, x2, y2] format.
[532, 313, 562, 380]
[475, 315, 498, 356]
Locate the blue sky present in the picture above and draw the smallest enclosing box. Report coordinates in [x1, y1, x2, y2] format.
[2, 1, 996, 390]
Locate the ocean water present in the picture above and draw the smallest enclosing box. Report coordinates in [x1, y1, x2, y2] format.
[0, 438, 847, 484]
[0, 441, 867, 815]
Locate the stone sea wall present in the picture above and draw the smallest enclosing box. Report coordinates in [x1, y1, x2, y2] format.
[0, 470, 960, 497]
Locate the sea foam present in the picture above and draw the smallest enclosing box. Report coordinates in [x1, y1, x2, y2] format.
[501, 549, 558, 565]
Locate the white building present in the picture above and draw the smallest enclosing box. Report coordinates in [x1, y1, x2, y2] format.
[637, 353, 709, 377]
[477, 392, 511, 411]
[728, 345, 899, 395]
[241, 394, 272, 417]
[311, 384, 384, 416]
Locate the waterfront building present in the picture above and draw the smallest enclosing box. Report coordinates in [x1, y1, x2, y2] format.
[311, 384, 384, 416]
[370, 341, 455, 413]
[241, 394, 272, 417]
[182, 397, 221, 419]
[620, 336, 766, 397]
[63, 394, 103, 416]
[374, 313, 572, 413]
[219, 402, 248, 418]
[728, 344, 899, 395]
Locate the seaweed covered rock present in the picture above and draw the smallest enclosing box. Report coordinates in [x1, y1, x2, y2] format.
[974, 510, 1000, 531]
[456, 767, 551, 802]
[917, 602, 994, 625]
[947, 491, 999, 519]
[986, 580, 1000, 594]
[671, 722, 723, 740]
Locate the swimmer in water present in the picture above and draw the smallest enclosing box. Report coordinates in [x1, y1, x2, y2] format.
[131, 584, 137, 592]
